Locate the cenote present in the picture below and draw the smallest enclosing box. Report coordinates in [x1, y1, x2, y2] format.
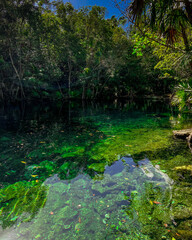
[0, 100, 192, 240]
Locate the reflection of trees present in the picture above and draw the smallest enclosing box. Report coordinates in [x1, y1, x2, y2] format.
[1, 99, 172, 186]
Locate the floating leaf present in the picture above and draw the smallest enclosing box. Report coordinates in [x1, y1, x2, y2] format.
[153, 201, 162, 204]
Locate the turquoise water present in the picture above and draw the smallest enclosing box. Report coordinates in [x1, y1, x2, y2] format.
[0, 100, 192, 240]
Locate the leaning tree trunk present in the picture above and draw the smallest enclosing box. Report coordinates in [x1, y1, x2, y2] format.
[184, 0, 192, 26]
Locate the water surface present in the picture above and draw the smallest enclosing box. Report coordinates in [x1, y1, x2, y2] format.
[0, 100, 192, 240]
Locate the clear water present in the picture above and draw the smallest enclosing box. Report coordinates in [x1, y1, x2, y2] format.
[0, 100, 192, 240]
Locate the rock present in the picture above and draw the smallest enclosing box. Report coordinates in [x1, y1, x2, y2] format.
[55, 206, 78, 221]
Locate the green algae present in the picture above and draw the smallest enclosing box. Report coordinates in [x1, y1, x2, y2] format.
[0, 181, 48, 229]
[0, 100, 192, 239]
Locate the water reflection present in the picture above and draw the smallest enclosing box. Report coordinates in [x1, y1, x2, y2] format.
[0, 100, 192, 239]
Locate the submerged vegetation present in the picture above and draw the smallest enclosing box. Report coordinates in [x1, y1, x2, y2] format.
[0, 101, 192, 239]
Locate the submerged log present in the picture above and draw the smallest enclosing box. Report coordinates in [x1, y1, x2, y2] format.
[173, 129, 192, 139]
[173, 129, 192, 152]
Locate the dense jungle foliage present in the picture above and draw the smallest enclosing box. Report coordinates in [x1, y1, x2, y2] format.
[0, 0, 192, 108]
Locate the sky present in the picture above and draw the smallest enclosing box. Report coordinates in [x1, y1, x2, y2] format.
[62, 0, 122, 18]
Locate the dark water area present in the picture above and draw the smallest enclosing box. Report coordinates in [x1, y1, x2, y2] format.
[0, 100, 192, 240]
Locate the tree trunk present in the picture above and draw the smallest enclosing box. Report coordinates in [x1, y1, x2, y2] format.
[184, 0, 192, 26]
[68, 58, 72, 99]
[9, 48, 25, 99]
[180, 23, 190, 51]
[82, 83, 86, 99]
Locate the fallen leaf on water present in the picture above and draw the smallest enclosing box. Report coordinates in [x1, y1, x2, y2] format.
[21, 161, 27, 164]
[153, 201, 161, 204]
[148, 200, 153, 205]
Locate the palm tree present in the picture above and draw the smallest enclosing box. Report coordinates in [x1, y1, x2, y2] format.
[114, 0, 192, 51]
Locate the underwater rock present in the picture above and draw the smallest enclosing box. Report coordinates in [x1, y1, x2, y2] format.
[44, 174, 61, 185]
[51, 182, 68, 193]
[56, 206, 78, 221]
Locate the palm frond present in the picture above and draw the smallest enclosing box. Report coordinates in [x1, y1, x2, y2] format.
[129, 0, 145, 22]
